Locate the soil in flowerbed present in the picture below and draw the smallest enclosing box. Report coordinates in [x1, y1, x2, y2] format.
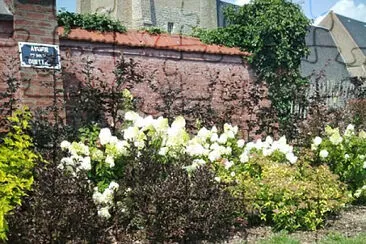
[226, 205, 366, 244]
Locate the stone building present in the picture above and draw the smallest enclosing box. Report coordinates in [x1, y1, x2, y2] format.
[76, 0, 234, 34]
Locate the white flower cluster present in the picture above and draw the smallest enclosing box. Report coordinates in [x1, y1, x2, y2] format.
[59, 111, 300, 219]
[59, 141, 91, 176]
[123, 111, 189, 155]
[92, 181, 119, 219]
[184, 124, 297, 175]
[354, 185, 366, 198]
[240, 136, 297, 164]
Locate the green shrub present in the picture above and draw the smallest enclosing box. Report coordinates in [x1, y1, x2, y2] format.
[310, 125, 366, 202]
[0, 108, 40, 240]
[230, 156, 350, 231]
[57, 11, 127, 35]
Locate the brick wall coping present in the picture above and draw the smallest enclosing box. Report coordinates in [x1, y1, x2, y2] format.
[57, 27, 250, 57]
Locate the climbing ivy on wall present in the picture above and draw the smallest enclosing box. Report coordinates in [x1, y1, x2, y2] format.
[193, 0, 310, 134]
[57, 11, 127, 35]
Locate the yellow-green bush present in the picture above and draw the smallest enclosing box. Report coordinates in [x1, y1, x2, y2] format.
[0, 108, 40, 240]
[230, 156, 350, 231]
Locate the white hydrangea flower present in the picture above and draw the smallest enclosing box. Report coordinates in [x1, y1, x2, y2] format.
[153, 116, 169, 133]
[158, 147, 168, 156]
[359, 130, 366, 139]
[285, 152, 297, 164]
[344, 124, 355, 136]
[124, 111, 140, 122]
[60, 140, 71, 151]
[80, 156, 92, 170]
[208, 150, 221, 162]
[98, 207, 111, 219]
[218, 134, 228, 144]
[109, 136, 118, 144]
[197, 127, 211, 140]
[57, 163, 64, 170]
[102, 188, 114, 204]
[171, 116, 186, 129]
[239, 152, 249, 163]
[61, 157, 73, 166]
[225, 130, 235, 139]
[105, 155, 115, 168]
[230, 171, 236, 177]
[329, 132, 343, 145]
[319, 149, 329, 159]
[92, 191, 104, 204]
[108, 181, 119, 191]
[214, 176, 221, 182]
[224, 160, 234, 170]
[237, 139, 245, 148]
[313, 136, 322, 146]
[91, 148, 104, 161]
[186, 143, 207, 156]
[99, 128, 112, 145]
[69, 142, 90, 156]
[193, 158, 206, 166]
[116, 140, 129, 156]
[262, 148, 273, 156]
[345, 154, 350, 159]
[354, 189, 362, 198]
[210, 133, 219, 142]
[363, 161, 366, 169]
[265, 136, 273, 145]
[123, 126, 140, 141]
[136, 115, 154, 129]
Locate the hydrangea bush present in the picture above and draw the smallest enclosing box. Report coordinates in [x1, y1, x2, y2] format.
[59, 111, 299, 218]
[59, 111, 350, 233]
[310, 124, 366, 201]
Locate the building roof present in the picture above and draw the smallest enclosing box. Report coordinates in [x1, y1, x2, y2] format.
[57, 27, 250, 56]
[0, 0, 12, 21]
[335, 13, 366, 56]
[301, 25, 350, 82]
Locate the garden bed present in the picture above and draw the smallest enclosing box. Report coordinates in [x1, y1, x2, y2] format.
[229, 205, 366, 243]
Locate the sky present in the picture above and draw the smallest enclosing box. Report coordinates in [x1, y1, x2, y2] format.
[56, 0, 366, 23]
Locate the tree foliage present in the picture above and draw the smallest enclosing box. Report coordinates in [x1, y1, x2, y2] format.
[193, 0, 310, 133]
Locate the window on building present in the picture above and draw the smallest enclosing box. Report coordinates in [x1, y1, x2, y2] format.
[167, 22, 174, 34]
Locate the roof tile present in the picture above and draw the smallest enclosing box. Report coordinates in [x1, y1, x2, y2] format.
[57, 27, 250, 56]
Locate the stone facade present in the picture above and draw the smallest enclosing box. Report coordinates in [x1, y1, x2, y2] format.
[77, 0, 220, 34]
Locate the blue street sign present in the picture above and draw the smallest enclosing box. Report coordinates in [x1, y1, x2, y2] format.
[18, 42, 61, 69]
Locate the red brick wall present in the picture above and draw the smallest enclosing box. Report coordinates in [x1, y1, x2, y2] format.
[60, 40, 268, 137]
[0, 1, 269, 137]
[11, 0, 61, 110]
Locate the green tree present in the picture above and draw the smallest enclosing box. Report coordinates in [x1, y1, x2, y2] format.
[194, 0, 310, 135]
